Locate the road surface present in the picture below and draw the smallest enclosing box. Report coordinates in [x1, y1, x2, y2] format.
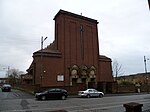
[0, 89, 150, 112]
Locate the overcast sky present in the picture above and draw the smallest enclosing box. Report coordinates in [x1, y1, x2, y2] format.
[0, 0, 150, 77]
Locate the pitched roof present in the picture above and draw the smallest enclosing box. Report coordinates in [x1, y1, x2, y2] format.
[33, 40, 62, 57]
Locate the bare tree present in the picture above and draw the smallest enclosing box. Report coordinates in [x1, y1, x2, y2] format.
[6, 68, 24, 86]
[112, 60, 124, 81]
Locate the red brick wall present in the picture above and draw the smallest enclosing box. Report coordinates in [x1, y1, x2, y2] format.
[33, 57, 41, 85]
[98, 56, 113, 82]
[55, 11, 99, 85]
[33, 55, 66, 87]
[42, 56, 64, 87]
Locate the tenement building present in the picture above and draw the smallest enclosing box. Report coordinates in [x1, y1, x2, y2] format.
[27, 10, 114, 93]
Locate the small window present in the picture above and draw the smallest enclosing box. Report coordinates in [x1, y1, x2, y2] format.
[57, 75, 64, 81]
[88, 90, 92, 92]
[49, 89, 56, 92]
[55, 89, 61, 92]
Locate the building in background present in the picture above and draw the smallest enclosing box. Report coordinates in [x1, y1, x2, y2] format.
[117, 73, 150, 85]
[0, 78, 7, 85]
[27, 10, 113, 93]
[116, 72, 150, 93]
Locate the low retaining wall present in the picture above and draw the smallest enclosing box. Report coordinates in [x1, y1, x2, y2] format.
[15, 83, 150, 94]
[115, 84, 150, 93]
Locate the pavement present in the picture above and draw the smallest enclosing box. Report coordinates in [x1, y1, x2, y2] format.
[68, 92, 150, 98]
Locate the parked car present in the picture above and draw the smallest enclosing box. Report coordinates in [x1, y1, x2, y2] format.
[1, 84, 11, 92]
[35, 88, 68, 100]
[78, 88, 104, 98]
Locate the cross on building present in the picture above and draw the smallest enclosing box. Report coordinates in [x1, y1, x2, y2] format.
[80, 25, 84, 62]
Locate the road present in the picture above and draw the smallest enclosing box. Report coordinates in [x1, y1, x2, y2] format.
[0, 89, 150, 112]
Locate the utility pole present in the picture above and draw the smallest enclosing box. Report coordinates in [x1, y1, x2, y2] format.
[2, 66, 10, 77]
[40, 36, 48, 87]
[144, 56, 149, 93]
[7, 66, 10, 76]
[144, 56, 147, 73]
[144, 56, 149, 73]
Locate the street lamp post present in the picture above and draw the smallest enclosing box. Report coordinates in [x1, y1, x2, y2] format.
[40, 36, 48, 87]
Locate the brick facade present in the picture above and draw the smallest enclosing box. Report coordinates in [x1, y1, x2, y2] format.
[27, 10, 113, 93]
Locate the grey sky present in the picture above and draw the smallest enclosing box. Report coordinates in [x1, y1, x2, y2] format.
[0, 0, 150, 77]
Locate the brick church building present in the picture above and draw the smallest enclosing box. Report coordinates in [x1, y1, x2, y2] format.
[27, 10, 114, 93]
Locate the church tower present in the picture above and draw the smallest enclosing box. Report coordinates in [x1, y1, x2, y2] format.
[54, 10, 100, 87]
